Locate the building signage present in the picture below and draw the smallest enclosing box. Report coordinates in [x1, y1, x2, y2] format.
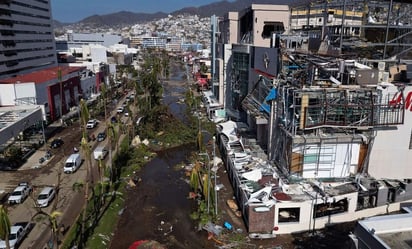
[389, 91, 412, 111]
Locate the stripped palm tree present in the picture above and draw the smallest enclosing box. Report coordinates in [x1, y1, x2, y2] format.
[190, 161, 203, 193]
[32, 210, 62, 249]
[106, 122, 117, 184]
[78, 99, 93, 246]
[100, 83, 108, 122]
[97, 158, 108, 206]
[0, 205, 11, 249]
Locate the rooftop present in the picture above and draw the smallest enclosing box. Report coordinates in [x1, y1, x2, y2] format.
[0, 66, 85, 84]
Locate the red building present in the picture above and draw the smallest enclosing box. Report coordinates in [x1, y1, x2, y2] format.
[0, 66, 85, 122]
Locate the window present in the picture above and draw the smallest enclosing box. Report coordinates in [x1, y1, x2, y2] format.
[303, 154, 318, 164]
[278, 207, 300, 222]
[261, 22, 284, 39]
[409, 129, 412, 149]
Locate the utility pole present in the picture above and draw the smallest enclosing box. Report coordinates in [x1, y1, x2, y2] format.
[213, 136, 218, 216]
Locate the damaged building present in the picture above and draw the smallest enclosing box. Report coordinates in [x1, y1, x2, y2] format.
[210, 0, 412, 238]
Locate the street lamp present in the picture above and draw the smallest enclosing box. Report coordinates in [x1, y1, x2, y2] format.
[212, 136, 218, 216]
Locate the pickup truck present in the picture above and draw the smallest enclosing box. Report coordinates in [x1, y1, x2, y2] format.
[7, 182, 32, 205]
[0, 222, 33, 249]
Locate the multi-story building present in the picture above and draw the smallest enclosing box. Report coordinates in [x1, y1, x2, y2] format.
[210, 1, 412, 239]
[0, 66, 86, 122]
[55, 32, 123, 52]
[0, 0, 57, 79]
[211, 4, 290, 149]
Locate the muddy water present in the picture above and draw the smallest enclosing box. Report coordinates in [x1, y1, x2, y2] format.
[109, 145, 215, 249]
[109, 65, 216, 249]
[162, 68, 190, 124]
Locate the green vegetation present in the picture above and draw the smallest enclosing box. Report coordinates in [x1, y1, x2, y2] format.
[60, 48, 218, 248]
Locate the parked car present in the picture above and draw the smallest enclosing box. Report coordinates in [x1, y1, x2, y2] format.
[97, 132, 106, 142]
[93, 146, 108, 160]
[50, 138, 64, 149]
[117, 106, 124, 113]
[111, 116, 118, 123]
[7, 182, 32, 205]
[0, 222, 33, 249]
[86, 119, 98, 129]
[36, 186, 56, 208]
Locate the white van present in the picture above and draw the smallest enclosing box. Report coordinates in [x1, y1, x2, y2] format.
[93, 146, 108, 160]
[64, 153, 82, 173]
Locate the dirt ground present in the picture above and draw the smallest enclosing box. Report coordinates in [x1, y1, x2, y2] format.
[108, 64, 297, 249]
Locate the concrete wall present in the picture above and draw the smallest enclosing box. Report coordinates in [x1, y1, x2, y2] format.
[222, 12, 239, 45]
[368, 84, 412, 179]
[252, 4, 290, 48]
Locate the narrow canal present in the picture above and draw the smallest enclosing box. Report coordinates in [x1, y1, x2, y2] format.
[109, 64, 216, 249]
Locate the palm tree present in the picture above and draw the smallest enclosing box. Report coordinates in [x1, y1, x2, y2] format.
[78, 99, 94, 247]
[0, 205, 11, 249]
[106, 122, 117, 184]
[189, 161, 202, 195]
[100, 83, 108, 122]
[32, 210, 62, 249]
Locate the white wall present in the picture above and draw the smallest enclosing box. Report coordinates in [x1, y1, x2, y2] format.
[35, 80, 53, 106]
[0, 83, 38, 106]
[223, 44, 232, 110]
[90, 46, 107, 63]
[252, 5, 290, 48]
[294, 143, 360, 178]
[368, 85, 412, 179]
[80, 76, 96, 100]
[275, 192, 358, 234]
[0, 84, 16, 106]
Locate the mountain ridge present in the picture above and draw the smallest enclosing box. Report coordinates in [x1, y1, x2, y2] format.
[54, 0, 293, 27]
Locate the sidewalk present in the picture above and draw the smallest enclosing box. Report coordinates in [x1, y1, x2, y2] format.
[18, 123, 69, 171]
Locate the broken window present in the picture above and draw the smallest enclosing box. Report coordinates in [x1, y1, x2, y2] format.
[314, 198, 349, 218]
[262, 22, 284, 39]
[278, 207, 300, 222]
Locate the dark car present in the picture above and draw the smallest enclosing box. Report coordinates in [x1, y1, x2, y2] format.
[50, 138, 64, 149]
[97, 132, 106, 142]
[111, 116, 118, 123]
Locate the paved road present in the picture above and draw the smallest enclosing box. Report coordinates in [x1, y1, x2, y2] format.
[1, 93, 134, 248]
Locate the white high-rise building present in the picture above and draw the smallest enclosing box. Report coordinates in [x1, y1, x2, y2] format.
[0, 0, 57, 79]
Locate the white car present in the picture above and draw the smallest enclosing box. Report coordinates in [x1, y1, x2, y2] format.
[117, 106, 124, 113]
[36, 186, 56, 208]
[86, 119, 98, 129]
[7, 183, 32, 205]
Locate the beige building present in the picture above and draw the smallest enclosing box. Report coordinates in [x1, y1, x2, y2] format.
[219, 4, 290, 47]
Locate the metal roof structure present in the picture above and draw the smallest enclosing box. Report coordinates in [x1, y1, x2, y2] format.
[0, 106, 44, 149]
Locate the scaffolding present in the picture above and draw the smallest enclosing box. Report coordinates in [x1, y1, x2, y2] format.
[290, 0, 412, 60]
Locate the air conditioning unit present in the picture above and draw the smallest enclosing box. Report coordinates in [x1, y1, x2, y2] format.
[382, 72, 389, 82]
[378, 61, 385, 71]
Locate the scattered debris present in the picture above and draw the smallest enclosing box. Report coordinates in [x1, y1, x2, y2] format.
[203, 222, 223, 236]
[118, 208, 124, 216]
[128, 240, 166, 249]
[157, 220, 173, 236]
[226, 199, 242, 217]
[224, 221, 233, 230]
[128, 179, 136, 187]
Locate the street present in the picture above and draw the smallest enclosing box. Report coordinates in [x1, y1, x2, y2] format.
[0, 93, 132, 249]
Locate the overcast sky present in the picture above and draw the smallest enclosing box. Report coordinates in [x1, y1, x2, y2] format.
[51, 0, 227, 23]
